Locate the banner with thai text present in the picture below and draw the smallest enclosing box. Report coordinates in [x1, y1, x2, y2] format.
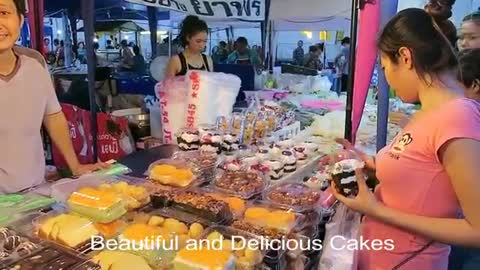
[126, 0, 265, 21]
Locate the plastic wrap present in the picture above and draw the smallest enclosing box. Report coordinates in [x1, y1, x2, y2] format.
[329, 159, 365, 197]
[0, 192, 55, 219]
[185, 71, 241, 128]
[155, 77, 188, 144]
[146, 159, 202, 188]
[213, 170, 265, 199]
[240, 201, 305, 234]
[264, 183, 323, 213]
[172, 150, 219, 183]
[67, 188, 127, 224]
[200, 189, 247, 219]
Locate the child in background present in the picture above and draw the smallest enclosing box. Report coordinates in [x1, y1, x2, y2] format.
[458, 49, 480, 101]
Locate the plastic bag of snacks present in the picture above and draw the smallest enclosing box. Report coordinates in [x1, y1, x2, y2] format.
[185, 71, 241, 128]
[155, 77, 188, 144]
[318, 203, 361, 270]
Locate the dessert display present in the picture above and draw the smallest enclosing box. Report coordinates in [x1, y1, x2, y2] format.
[281, 150, 297, 173]
[262, 159, 284, 180]
[266, 183, 322, 212]
[243, 207, 298, 232]
[67, 188, 127, 223]
[330, 159, 365, 196]
[37, 213, 99, 249]
[214, 170, 264, 199]
[173, 227, 262, 270]
[304, 169, 330, 191]
[93, 220, 127, 239]
[293, 145, 308, 164]
[222, 132, 240, 152]
[199, 127, 223, 154]
[93, 251, 151, 270]
[97, 181, 150, 210]
[148, 161, 197, 188]
[173, 150, 218, 182]
[151, 190, 233, 224]
[176, 128, 200, 151]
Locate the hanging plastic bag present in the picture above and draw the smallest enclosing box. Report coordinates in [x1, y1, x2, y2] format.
[185, 71, 241, 128]
[96, 113, 135, 162]
[155, 77, 188, 144]
[318, 203, 361, 270]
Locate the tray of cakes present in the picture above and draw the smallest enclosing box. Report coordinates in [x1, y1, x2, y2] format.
[146, 159, 205, 189]
[150, 189, 234, 225]
[212, 169, 266, 200]
[199, 188, 247, 219]
[264, 183, 323, 213]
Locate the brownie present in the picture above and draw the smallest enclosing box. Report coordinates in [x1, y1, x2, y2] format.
[215, 171, 264, 197]
[3, 236, 21, 252]
[267, 183, 321, 210]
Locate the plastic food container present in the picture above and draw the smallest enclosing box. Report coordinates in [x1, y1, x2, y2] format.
[176, 127, 200, 151]
[0, 227, 44, 267]
[213, 170, 266, 199]
[172, 150, 219, 182]
[51, 175, 153, 209]
[264, 183, 323, 213]
[67, 188, 127, 224]
[146, 159, 203, 188]
[33, 212, 102, 252]
[0, 192, 55, 216]
[240, 201, 305, 234]
[150, 189, 233, 225]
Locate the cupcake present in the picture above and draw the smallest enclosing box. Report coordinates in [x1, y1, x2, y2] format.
[281, 150, 297, 173]
[242, 155, 260, 169]
[330, 159, 365, 196]
[263, 159, 284, 180]
[222, 132, 239, 152]
[293, 145, 308, 164]
[268, 143, 282, 157]
[176, 128, 200, 151]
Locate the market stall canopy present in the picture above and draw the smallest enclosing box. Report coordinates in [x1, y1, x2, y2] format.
[79, 20, 145, 32]
[44, 0, 169, 20]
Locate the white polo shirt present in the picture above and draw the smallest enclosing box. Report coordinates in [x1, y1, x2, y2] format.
[0, 46, 61, 193]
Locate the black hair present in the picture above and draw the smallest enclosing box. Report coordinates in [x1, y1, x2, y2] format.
[425, 0, 457, 46]
[178, 15, 208, 48]
[121, 40, 128, 47]
[317, 43, 325, 52]
[53, 39, 60, 46]
[378, 8, 457, 83]
[133, 45, 140, 55]
[309, 45, 318, 53]
[12, 0, 26, 16]
[458, 49, 480, 88]
[341, 37, 350, 45]
[463, 11, 480, 24]
[93, 42, 100, 50]
[78, 41, 85, 47]
[219, 41, 227, 47]
[60, 40, 64, 47]
[236, 37, 248, 45]
[106, 40, 112, 45]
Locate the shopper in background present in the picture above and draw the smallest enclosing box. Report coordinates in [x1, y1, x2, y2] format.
[303, 45, 322, 70]
[227, 37, 261, 66]
[106, 40, 115, 50]
[334, 9, 480, 270]
[334, 37, 351, 92]
[76, 41, 86, 64]
[165, 16, 213, 77]
[292, 40, 304, 66]
[458, 11, 480, 51]
[43, 38, 50, 54]
[119, 39, 134, 70]
[212, 41, 229, 64]
[55, 40, 65, 66]
[0, 0, 107, 193]
[425, 0, 457, 47]
[132, 45, 147, 75]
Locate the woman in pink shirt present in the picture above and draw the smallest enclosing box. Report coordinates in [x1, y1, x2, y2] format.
[334, 8, 480, 270]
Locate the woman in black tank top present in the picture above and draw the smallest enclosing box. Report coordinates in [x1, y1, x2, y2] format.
[165, 16, 213, 77]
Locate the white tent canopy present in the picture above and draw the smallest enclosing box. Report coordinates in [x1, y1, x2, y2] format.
[269, 0, 351, 20]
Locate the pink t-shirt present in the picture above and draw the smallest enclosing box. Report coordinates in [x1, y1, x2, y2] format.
[359, 98, 480, 270]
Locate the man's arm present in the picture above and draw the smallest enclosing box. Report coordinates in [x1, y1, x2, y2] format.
[43, 112, 81, 172]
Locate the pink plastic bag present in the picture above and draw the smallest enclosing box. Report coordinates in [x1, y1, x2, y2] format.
[301, 100, 345, 111]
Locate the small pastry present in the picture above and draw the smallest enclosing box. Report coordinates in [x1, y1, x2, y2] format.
[256, 147, 271, 160]
[176, 128, 200, 151]
[293, 146, 308, 164]
[222, 132, 239, 152]
[330, 159, 365, 196]
[262, 159, 284, 180]
[281, 150, 297, 173]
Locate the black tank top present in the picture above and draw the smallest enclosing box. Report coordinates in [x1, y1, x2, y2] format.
[176, 52, 210, 76]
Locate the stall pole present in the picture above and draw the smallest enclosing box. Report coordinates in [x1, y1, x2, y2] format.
[168, 30, 172, 57]
[344, 0, 361, 141]
[147, 7, 158, 58]
[376, 0, 399, 151]
[262, 0, 272, 67]
[81, 0, 98, 161]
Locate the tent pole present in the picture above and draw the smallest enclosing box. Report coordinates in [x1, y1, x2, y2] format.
[81, 0, 98, 161]
[344, 0, 361, 141]
[147, 7, 158, 58]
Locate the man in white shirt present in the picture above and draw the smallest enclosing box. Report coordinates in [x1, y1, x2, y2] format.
[0, 0, 107, 193]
